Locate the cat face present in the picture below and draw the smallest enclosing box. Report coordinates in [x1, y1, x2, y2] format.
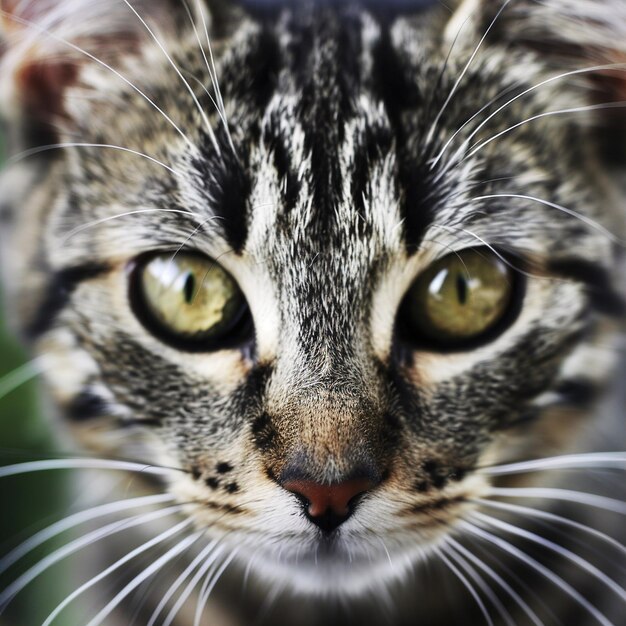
[1, 0, 624, 593]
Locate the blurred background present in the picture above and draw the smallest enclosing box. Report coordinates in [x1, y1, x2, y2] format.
[0, 131, 70, 626]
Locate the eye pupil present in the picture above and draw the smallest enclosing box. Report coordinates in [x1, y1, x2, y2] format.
[183, 273, 196, 304]
[456, 273, 468, 305]
[400, 248, 521, 350]
[131, 252, 251, 352]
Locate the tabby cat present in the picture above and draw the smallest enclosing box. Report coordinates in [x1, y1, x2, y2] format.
[0, 0, 625, 624]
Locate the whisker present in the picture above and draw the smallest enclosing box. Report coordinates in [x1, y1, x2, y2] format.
[84, 530, 204, 626]
[61, 208, 200, 244]
[425, 0, 514, 147]
[481, 453, 626, 476]
[473, 498, 626, 559]
[186, 0, 237, 157]
[120, 0, 221, 155]
[474, 192, 624, 245]
[0, 505, 185, 614]
[447, 537, 544, 626]
[0, 357, 48, 402]
[487, 487, 626, 515]
[0, 458, 184, 480]
[471, 512, 626, 602]
[0, 493, 175, 576]
[429, 81, 524, 171]
[466, 101, 626, 161]
[0, 9, 196, 150]
[440, 63, 626, 172]
[435, 545, 495, 626]
[161, 542, 227, 626]
[428, 223, 556, 282]
[145, 537, 218, 626]
[8, 143, 182, 177]
[193, 547, 239, 626]
[445, 541, 515, 626]
[41, 518, 193, 626]
[461, 521, 613, 626]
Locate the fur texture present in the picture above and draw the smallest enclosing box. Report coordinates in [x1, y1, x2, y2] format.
[0, 1, 625, 624]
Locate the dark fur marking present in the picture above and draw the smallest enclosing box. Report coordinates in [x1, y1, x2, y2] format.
[66, 391, 108, 422]
[216, 462, 233, 474]
[206, 477, 220, 490]
[26, 263, 110, 339]
[555, 378, 599, 407]
[414, 480, 429, 493]
[252, 412, 277, 450]
[548, 258, 626, 317]
[225, 482, 240, 494]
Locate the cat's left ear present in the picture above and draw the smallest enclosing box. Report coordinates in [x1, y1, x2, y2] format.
[445, 0, 626, 105]
[0, 0, 240, 148]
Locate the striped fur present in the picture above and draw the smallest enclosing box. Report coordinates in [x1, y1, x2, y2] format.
[0, 1, 625, 624]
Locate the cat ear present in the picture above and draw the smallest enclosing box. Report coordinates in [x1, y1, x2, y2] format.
[445, 0, 626, 103]
[0, 0, 236, 145]
[445, 0, 626, 156]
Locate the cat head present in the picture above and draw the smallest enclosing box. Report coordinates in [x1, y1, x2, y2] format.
[0, 0, 624, 593]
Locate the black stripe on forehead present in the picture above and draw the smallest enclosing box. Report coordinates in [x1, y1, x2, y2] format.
[191, 26, 281, 253]
[286, 7, 365, 224]
[370, 30, 438, 253]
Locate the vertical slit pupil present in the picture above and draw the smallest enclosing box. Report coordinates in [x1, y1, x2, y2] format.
[183, 273, 196, 304]
[456, 273, 468, 305]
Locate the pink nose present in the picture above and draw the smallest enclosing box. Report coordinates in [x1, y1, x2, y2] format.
[282, 478, 375, 518]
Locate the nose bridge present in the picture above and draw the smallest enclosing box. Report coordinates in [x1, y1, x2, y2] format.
[266, 372, 386, 484]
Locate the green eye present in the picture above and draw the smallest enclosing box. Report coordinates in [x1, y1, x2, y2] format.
[401, 248, 519, 349]
[131, 252, 250, 350]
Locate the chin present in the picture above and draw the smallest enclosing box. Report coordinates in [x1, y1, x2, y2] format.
[229, 531, 438, 596]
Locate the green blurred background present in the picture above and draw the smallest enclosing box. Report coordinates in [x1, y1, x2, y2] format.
[0, 131, 70, 624]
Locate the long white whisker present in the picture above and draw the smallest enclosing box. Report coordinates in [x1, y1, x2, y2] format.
[145, 537, 218, 626]
[0, 357, 48, 402]
[120, 0, 221, 155]
[473, 498, 626, 559]
[435, 545, 494, 626]
[41, 518, 192, 626]
[447, 537, 544, 626]
[488, 487, 626, 515]
[445, 541, 515, 626]
[161, 543, 227, 626]
[8, 144, 181, 176]
[440, 63, 626, 171]
[0, 493, 175, 576]
[193, 547, 239, 626]
[429, 81, 523, 170]
[466, 102, 626, 161]
[62, 208, 200, 244]
[183, 0, 236, 157]
[194, 0, 235, 156]
[471, 512, 626, 602]
[429, 223, 544, 281]
[0, 458, 183, 479]
[481, 453, 626, 476]
[425, 0, 514, 146]
[0, 9, 195, 150]
[84, 530, 203, 626]
[0, 505, 184, 614]
[461, 521, 613, 626]
[474, 193, 623, 244]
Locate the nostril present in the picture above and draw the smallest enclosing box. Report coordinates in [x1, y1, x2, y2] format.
[281, 478, 375, 529]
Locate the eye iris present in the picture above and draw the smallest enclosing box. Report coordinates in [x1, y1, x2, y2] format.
[138, 253, 245, 341]
[409, 250, 513, 343]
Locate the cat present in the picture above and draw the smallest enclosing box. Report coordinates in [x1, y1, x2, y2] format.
[0, 0, 625, 624]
